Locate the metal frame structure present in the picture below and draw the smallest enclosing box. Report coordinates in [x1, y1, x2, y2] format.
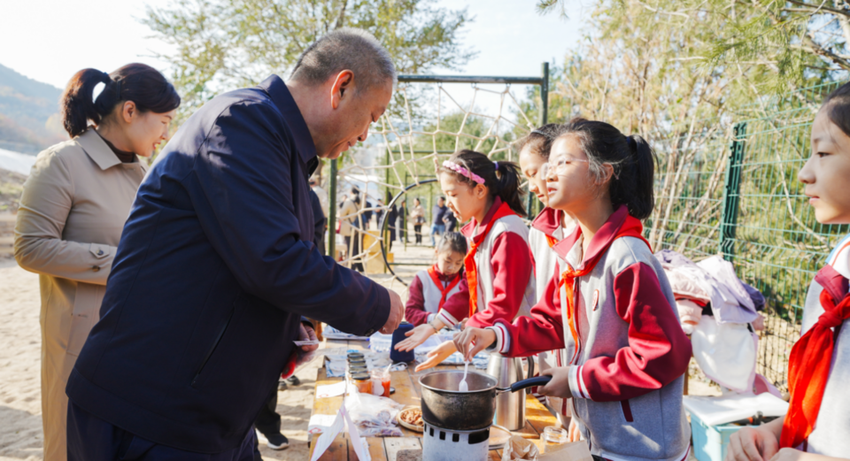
[326, 63, 550, 285]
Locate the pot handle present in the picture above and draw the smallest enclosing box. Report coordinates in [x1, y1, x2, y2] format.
[509, 375, 552, 393]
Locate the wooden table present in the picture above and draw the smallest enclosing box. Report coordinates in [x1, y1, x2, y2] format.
[308, 339, 560, 460]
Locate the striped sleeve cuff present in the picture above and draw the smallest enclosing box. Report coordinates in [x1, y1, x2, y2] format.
[485, 323, 511, 354]
[436, 309, 459, 328]
[569, 364, 590, 399]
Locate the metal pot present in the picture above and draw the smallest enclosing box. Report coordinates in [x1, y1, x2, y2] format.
[419, 370, 551, 431]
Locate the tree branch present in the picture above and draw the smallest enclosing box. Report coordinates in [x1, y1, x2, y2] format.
[786, 0, 850, 19]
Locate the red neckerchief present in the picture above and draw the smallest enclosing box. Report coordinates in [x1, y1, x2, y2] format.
[426, 264, 462, 310]
[558, 214, 650, 346]
[781, 265, 850, 448]
[464, 201, 517, 319]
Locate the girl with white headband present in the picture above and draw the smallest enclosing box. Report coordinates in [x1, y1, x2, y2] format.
[395, 150, 535, 371]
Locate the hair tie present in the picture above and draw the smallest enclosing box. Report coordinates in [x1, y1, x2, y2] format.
[442, 160, 485, 185]
[626, 136, 637, 152]
[493, 161, 499, 170]
[94, 72, 122, 115]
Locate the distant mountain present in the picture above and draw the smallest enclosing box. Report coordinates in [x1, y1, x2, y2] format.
[0, 63, 67, 154]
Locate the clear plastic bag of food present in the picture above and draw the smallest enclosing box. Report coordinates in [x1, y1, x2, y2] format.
[344, 390, 405, 437]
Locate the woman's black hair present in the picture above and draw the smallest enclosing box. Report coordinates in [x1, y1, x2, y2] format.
[439, 150, 526, 216]
[436, 232, 468, 255]
[821, 82, 850, 136]
[557, 117, 656, 220]
[60, 63, 180, 138]
[515, 123, 568, 160]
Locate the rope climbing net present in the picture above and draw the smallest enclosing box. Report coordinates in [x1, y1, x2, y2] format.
[326, 73, 547, 287]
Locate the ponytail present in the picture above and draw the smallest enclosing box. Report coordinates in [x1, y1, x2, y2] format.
[557, 117, 656, 220]
[60, 63, 180, 138]
[617, 135, 655, 220]
[439, 150, 526, 217]
[61, 69, 113, 138]
[493, 160, 526, 216]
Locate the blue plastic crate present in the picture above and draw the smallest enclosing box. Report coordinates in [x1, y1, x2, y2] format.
[689, 413, 746, 461]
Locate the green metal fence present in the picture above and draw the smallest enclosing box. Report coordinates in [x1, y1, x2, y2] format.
[647, 82, 850, 391]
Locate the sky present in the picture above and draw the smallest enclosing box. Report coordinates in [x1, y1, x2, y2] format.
[0, 0, 591, 125]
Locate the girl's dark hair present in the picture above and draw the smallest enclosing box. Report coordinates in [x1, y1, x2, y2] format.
[439, 150, 526, 216]
[515, 123, 568, 160]
[558, 117, 656, 219]
[436, 232, 468, 255]
[60, 63, 180, 138]
[821, 82, 850, 136]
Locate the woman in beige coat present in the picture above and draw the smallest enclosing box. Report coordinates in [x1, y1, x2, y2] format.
[14, 64, 179, 460]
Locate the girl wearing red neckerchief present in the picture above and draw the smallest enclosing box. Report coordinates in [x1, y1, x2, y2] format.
[403, 232, 467, 327]
[456, 118, 692, 461]
[726, 85, 850, 461]
[395, 150, 535, 370]
[518, 124, 579, 429]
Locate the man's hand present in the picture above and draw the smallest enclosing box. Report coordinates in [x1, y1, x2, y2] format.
[380, 289, 404, 334]
[453, 327, 496, 362]
[538, 366, 572, 399]
[295, 324, 320, 367]
[395, 323, 437, 352]
[726, 426, 779, 461]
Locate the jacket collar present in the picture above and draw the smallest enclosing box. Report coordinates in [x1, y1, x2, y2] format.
[77, 129, 144, 171]
[815, 265, 849, 302]
[531, 207, 564, 238]
[257, 75, 317, 165]
[460, 196, 504, 239]
[553, 205, 629, 270]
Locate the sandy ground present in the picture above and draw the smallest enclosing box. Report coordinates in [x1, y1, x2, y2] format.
[0, 240, 715, 461]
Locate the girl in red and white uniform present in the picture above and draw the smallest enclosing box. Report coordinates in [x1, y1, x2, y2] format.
[518, 124, 577, 425]
[395, 149, 535, 370]
[404, 232, 467, 327]
[456, 119, 692, 461]
[727, 83, 850, 461]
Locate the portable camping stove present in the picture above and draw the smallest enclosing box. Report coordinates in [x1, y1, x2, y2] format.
[422, 422, 491, 461]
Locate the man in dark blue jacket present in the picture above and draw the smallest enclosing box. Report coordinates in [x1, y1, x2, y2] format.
[65, 28, 403, 460]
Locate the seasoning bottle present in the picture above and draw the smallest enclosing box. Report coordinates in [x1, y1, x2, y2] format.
[352, 372, 372, 394]
[370, 369, 391, 397]
[348, 365, 368, 378]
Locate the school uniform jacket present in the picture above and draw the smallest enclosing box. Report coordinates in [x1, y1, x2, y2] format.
[436, 197, 535, 329]
[490, 206, 692, 461]
[798, 234, 850, 456]
[405, 266, 464, 326]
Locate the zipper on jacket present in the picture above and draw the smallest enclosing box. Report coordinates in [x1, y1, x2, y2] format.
[192, 308, 236, 386]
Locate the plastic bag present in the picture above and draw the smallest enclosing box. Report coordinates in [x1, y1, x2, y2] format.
[502, 435, 539, 460]
[344, 390, 405, 437]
